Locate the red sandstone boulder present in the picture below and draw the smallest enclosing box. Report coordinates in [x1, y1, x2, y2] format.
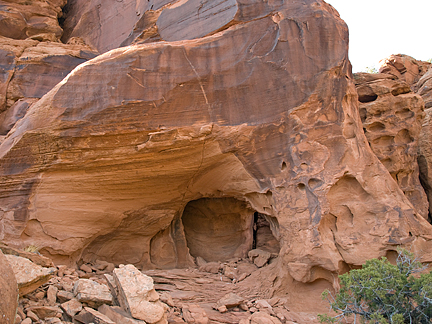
[0, 250, 18, 324]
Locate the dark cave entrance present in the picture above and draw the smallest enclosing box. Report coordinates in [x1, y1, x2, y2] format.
[181, 197, 280, 263]
[253, 212, 281, 254]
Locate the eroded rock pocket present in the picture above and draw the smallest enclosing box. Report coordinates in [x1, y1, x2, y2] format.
[182, 197, 280, 264]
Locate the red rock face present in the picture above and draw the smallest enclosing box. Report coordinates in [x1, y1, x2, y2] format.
[1, 0, 432, 315]
[354, 72, 429, 219]
[0, 0, 66, 40]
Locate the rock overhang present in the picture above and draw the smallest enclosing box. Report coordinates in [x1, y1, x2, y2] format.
[0, 1, 432, 310]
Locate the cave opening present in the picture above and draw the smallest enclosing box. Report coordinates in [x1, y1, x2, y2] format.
[181, 197, 280, 263]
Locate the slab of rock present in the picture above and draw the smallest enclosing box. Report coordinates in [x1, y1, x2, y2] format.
[0, 250, 18, 324]
[354, 72, 429, 219]
[57, 290, 74, 303]
[25, 306, 62, 320]
[0, 244, 54, 267]
[113, 264, 165, 323]
[249, 311, 282, 324]
[216, 293, 244, 309]
[98, 304, 146, 324]
[74, 307, 115, 324]
[248, 249, 271, 268]
[103, 274, 120, 306]
[73, 279, 113, 307]
[5, 254, 56, 295]
[182, 304, 209, 324]
[60, 298, 82, 317]
[47, 285, 58, 305]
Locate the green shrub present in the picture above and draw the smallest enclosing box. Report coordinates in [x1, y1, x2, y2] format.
[319, 249, 432, 324]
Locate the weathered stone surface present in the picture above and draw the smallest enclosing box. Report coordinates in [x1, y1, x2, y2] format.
[60, 298, 82, 317]
[1, 0, 432, 315]
[61, 0, 168, 53]
[416, 67, 432, 109]
[354, 72, 429, 219]
[25, 306, 62, 319]
[216, 293, 244, 309]
[379, 54, 431, 87]
[0, 0, 66, 40]
[183, 198, 254, 262]
[74, 307, 115, 324]
[182, 304, 209, 324]
[419, 108, 432, 219]
[113, 264, 165, 323]
[98, 304, 146, 324]
[157, 0, 238, 42]
[249, 311, 282, 324]
[0, 250, 18, 324]
[47, 285, 58, 305]
[248, 249, 272, 268]
[5, 254, 56, 295]
[0, 37, 98, 135]
[73, 279, 113, 307]
[0, 244, 54, 267]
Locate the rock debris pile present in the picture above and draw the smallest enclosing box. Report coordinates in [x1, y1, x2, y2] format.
[2, 246, 308, 324]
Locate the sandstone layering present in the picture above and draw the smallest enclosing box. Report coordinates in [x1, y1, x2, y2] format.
[2, 0, 432, 321]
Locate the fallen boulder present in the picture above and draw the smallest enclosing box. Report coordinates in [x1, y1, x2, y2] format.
[73, 279, 113, 307]
[5, 254, 56, 295]
[113, 264, 166, 323]
[0, 250, 18, 324]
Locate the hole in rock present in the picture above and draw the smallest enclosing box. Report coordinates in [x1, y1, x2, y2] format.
[367, 122, 386, 132]
[253, 212, 280, 254]
[181, 198, 280, 263]
[358, 94, 378, 103]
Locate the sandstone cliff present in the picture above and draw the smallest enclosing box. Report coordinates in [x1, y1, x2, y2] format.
[1, 0, 432, 319]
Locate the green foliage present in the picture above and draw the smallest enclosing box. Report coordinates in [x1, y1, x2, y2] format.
[427, 58, 432, 63]
[320, 249, 432, 323]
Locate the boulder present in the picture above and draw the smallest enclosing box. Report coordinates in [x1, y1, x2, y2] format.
[0, 244, 54, 267]
[354, 72, 429, 219]
[113, 264, 165, 323]
[248, 249, 272, 268]
[5, 254, 56, 295]
[216, 293, 244, 309]
[0, 250, 18, 324]
[73, 279, 113, 307]
[60, 298, 83, 317]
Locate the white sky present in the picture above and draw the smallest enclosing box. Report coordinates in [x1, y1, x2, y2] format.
[325, 0, 432, 72]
